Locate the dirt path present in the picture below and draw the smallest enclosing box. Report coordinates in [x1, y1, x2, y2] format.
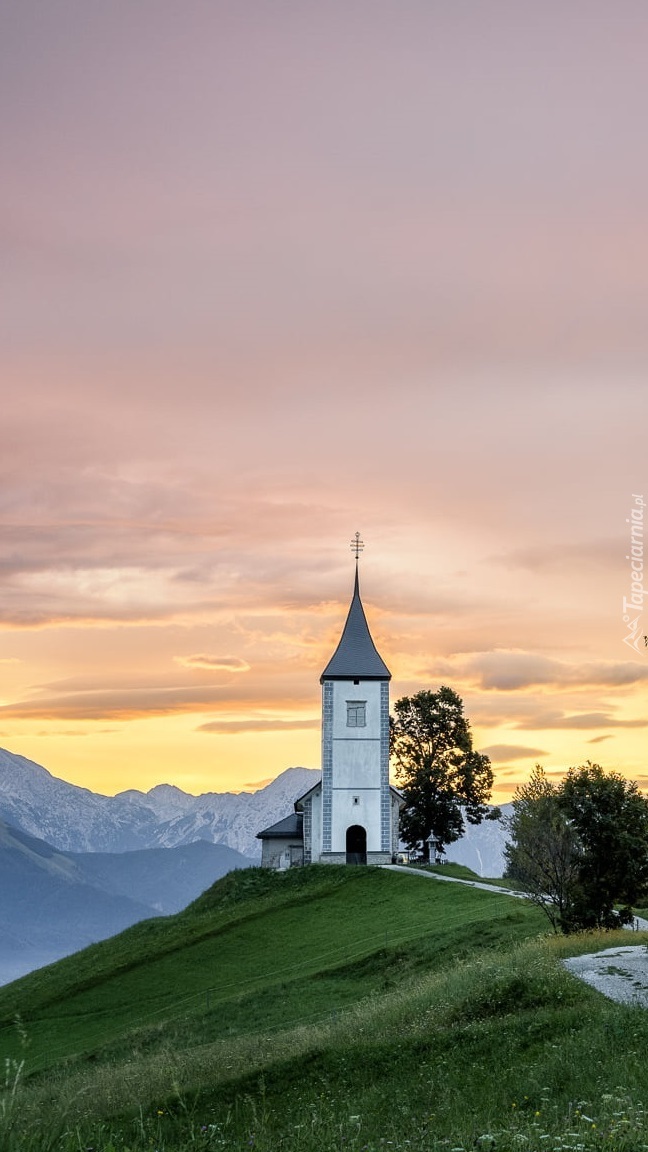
[383, 863, 648, 928]
[382, 862, 527, 899]
[383, 863, 648, 1005]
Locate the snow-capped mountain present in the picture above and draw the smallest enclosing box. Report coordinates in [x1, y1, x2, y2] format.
[0, 747, 510, 875]
[443, 807, 511, 877]
[0, 748, 319, 859]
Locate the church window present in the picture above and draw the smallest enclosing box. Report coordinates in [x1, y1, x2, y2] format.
[346, 701, 366, 727]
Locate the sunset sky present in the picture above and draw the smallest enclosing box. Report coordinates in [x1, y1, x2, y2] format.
[2, 1, 648, 801]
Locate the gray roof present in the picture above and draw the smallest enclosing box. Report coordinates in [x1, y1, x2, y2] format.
[320, 568, 391, 682]
[256, 812, 304, 840]
[293, 777, 322, 809]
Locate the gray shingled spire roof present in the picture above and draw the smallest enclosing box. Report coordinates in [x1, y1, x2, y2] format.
[320, 566, 391, 682]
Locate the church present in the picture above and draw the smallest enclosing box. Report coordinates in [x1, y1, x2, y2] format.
[258, 549, 404, 867]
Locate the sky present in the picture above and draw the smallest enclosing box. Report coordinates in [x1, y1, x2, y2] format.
[2, 0, 648, 800]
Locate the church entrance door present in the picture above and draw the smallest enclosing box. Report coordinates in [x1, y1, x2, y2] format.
[346, 824, 367, 865]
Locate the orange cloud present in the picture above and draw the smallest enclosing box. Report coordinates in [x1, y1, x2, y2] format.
[198, 717, 319, 734]
[481, 744, 548, 762]
[175, 654, 250, 672]
[514, 711, 648, 731]
[0, 687, 235, 721]
[426, 651, 648, 693]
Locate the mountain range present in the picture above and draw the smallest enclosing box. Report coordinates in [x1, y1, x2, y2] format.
[0, 746, 509, 872]
[0, 747, 317, 857]
[0, 748, 320, 985]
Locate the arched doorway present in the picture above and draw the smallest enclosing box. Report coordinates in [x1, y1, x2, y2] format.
[346, 824, 367, 865]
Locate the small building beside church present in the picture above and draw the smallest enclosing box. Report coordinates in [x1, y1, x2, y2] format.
[258, 561, 404, 866]
[257, 812, 304, 870]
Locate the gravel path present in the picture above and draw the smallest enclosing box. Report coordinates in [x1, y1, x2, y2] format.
[562, 946, 648, 1006]
[383, 863, 648, 1005]
[382, 862, 526, 899]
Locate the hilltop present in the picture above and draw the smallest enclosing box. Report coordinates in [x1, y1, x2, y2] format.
[2, 865, 648, 1151]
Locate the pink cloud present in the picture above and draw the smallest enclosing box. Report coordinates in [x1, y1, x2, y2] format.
[2, 3, 648, 791]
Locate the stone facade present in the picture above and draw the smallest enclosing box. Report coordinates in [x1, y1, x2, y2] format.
[260, 837, 304, 870]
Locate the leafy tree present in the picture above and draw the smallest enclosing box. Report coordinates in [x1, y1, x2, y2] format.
[390, 687, 497, 861]
[504, 766, 580, 932]
[561, 762, 648, 929]
[505, 761, 648, 933]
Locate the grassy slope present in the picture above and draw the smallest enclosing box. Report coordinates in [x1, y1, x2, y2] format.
[0, 865, 537, 1072]
[1, 865, 647, 1152]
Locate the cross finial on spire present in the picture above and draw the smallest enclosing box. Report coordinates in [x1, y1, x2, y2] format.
[350, 531, 364, 561]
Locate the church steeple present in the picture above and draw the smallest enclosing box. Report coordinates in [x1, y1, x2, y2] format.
[259, 536, 402, 869]
[320, 537, 391, 682]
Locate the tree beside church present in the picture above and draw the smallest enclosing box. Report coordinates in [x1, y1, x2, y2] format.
[391, 687, 496, 862]
[505, 762, 648, 932]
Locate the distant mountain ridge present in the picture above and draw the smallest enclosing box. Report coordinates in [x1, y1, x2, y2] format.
[0, 816, 253, 986]
[0, 750, 323, 987]
[0, 748, 319, 858]
[0, 747, 509, 878]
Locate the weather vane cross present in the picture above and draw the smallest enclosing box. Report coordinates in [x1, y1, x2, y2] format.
[350, 531, 364, 560]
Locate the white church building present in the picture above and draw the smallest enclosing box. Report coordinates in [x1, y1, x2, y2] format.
[258, 561, 404, 867]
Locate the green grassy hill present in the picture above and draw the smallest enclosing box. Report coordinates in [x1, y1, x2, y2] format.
[1, 865, 647, 1152]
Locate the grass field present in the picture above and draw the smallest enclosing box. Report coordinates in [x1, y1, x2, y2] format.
[1, 864, 647, 1151]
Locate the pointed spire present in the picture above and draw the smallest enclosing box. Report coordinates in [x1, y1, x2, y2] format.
[320, 547, 391, 682]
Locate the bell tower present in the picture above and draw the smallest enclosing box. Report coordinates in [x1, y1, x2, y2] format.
[316, 534, 394, 864]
